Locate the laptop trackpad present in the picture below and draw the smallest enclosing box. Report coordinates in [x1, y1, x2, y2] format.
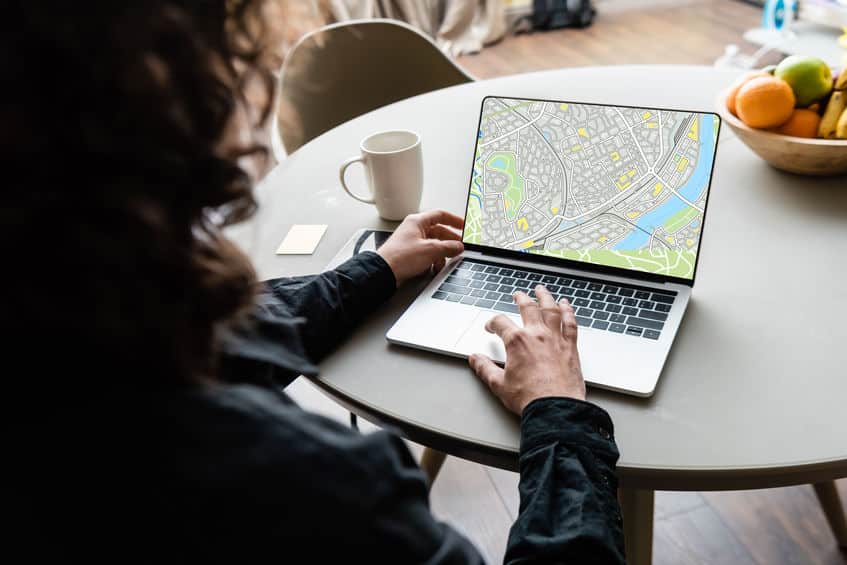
[455, 310, 523, 364]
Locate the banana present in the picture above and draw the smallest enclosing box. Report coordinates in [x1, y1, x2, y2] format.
[836, 67, 847, 91]
[818, 91, 846, 138]
[836, 107, 847, 139]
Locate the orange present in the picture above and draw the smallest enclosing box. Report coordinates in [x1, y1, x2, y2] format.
[771, 108, 821, 138]
[735, 76, 796, 129]
[725, 71, 770, 116]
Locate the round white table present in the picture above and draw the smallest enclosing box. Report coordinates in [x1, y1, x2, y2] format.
[242, 65, 847, 564]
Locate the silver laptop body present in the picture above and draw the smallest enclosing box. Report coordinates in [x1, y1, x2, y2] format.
[387, 96, 720, 397]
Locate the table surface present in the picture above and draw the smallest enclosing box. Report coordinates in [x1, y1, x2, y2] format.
[238, 65, 847, 490]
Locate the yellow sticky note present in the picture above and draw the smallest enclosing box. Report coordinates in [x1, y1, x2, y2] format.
[276, 224, 328, 255]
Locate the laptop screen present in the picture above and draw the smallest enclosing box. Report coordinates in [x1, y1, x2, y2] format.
[461, 96, 720, 282]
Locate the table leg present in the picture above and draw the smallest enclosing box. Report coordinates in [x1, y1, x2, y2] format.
[619, 487, 654, 565]
[813, 481, 847, 548]
[420, 448, 447, 486]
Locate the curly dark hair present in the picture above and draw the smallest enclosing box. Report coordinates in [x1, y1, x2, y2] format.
[3, 1, 283, 387]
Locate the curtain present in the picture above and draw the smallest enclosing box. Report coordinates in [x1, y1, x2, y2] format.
[324, 0, 507, 56]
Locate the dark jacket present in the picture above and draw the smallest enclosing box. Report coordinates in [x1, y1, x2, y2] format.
[23, 251, 624, 563]
[170, 250, 625, 563]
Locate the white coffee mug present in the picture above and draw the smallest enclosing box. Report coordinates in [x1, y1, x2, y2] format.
[339, 130, 423, 221]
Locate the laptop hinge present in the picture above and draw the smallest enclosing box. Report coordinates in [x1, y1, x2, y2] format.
[469, 245, 693, 287]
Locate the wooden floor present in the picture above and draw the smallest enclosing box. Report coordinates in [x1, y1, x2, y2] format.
[457, 0, 777, 78]
[289, 1, 846, 563]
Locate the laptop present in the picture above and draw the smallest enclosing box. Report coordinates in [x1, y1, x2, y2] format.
[387, 96, 720, 396]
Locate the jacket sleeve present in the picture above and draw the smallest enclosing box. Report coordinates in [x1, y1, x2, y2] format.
[262, 250, 396, 364]
[505, 397, 626, 564]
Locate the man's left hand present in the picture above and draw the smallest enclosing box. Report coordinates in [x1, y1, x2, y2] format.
[377, 210, 465, 287]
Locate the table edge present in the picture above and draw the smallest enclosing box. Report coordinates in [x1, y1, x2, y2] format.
[283, 64, 743, 160]
[308, 376, 847, 491]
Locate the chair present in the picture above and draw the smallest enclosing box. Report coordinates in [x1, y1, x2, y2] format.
[274, 19, 473, 157]
[273, 19, 471, 482]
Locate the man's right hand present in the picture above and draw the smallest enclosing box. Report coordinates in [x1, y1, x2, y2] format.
[469, 285, 586, 415]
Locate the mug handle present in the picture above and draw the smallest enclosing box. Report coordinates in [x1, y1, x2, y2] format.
[339, 156, 375, 204]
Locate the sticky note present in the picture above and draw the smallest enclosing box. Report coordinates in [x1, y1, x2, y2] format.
[275, 224, 327, 255]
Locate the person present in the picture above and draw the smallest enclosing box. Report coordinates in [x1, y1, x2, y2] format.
[4, 1, 625, 562]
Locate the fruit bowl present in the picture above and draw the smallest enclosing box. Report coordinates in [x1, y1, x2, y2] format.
[717, 94, 847, 176]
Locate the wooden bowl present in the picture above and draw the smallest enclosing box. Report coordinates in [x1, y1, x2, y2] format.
[717, 94, 847, 176]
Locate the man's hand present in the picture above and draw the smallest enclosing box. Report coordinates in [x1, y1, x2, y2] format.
[469, 286, 586, 415]
[377, 210, 465, 287]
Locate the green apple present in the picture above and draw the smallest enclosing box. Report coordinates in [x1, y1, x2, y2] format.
[775, 55, 833, 107]
[761, 64, 777, 75]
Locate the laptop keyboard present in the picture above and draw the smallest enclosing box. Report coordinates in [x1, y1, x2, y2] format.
[432, 258, 676, 340]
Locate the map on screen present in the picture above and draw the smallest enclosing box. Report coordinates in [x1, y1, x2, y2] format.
[462, 97, 719, 280]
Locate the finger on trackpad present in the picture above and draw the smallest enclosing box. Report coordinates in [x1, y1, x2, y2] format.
[455, 311, 518, 364]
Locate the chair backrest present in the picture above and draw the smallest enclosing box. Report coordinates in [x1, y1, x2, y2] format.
[276, 19, 473, 154]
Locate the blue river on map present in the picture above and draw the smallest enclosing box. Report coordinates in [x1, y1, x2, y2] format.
[613, 113, 715, 250]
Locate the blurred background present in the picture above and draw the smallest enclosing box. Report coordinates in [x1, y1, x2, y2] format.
[293, 0, 847, 76]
